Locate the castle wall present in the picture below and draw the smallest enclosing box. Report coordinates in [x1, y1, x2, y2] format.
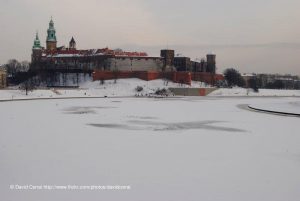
[93, 70, 224, 86]
[191, 72, 224, 85]
[108, 57, 163, 71]
[93, 71, 193, 85]
[32, 55, 164, 72]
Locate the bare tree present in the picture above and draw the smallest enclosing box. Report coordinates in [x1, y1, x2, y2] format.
[20, 61, 30, 72]
[100, 79, 105, 85]
[224, 68, 245, 87]
[20, 79, 35, 95]
[113, 69, 120, 84]
[5, 59, 20, 76]
[4, 60, 30, 85]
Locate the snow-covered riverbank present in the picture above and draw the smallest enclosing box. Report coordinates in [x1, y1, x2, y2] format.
[1, 78, 300, 101]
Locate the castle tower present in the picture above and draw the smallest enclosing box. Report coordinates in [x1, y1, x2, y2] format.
[206, 54, 216, 74]
[31, 32, 43, 64]
[160, 49, 175, 71]
[46, 17, 57, 51]
[32, 31, 42, 50]
[69, 37, 76, 50]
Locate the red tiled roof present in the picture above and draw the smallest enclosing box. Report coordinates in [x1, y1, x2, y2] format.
[43, 47, 148, 57]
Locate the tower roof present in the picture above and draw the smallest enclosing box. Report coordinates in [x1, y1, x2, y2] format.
[47, 17, 57, 42]
[49, 16, 54, 27]
[70, 37, 76, 44]
[33, 32, 42, 49]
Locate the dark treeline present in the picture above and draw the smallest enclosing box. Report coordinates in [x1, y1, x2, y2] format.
[2, 58, 92, 86]
[223, 68, 300, 90]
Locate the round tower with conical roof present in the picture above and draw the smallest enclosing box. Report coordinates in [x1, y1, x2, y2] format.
[46, 17, 57, 51]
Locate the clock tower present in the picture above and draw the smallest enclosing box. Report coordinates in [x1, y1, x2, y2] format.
[46, 17, 57, 51]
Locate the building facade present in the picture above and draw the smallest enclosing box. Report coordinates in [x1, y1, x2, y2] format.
[174, 54, 215, 73]
[0, 67, 7, 88]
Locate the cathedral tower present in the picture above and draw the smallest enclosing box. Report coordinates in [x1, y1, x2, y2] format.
[32, 31, 42, 50]
[46, 17, 57, 51]
[32, 32, 43, 64]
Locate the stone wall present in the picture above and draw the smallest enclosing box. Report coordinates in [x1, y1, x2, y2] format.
[169, 88, 217, 96]
[108, 57, 163, 71]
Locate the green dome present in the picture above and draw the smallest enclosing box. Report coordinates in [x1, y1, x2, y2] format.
[32, 32, 42, 49]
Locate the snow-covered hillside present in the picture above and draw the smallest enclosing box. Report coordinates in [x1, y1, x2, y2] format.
[0, 79, 207, 100]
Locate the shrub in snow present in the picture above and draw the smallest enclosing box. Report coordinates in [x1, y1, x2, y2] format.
[100, 79, 105, 85]
[155, 88, 172, 96]
[135, 86, 144, 92]
[224, 68, 245, 87]
[248, 77, 259, 92]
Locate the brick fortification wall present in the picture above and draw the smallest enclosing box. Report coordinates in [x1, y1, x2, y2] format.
[191, 72, 224, 84]
[93, 70, 224, 85]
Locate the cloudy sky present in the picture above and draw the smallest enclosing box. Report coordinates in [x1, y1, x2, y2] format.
[1, 0, 300, 75]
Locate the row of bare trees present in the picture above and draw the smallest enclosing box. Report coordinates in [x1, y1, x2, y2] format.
[4, 59, 30, 77]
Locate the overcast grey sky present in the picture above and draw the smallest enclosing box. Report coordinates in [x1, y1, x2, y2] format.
[1, 0, 300, 75]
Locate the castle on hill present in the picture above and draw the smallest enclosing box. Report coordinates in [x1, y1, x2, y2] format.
[31, 18, 217, 75]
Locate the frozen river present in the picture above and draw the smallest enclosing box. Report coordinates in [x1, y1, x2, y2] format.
[1, 97, 300, 201]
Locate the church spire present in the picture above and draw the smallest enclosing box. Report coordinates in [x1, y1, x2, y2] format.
[46, 17, 57, 51]
[69, 36, 76, 50]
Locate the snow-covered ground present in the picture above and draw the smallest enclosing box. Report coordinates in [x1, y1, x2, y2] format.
[210, 87, 300, 97]
[1, 96, 300, 201]
[249, 101, 300, 115]
[0, 79, 209, 100]
[1, 79, 300, 101]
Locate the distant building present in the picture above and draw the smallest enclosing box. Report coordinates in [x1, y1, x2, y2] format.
[258, 74, 299, 89]
[206, 54, 216, 74]
[160, 49, 175, 71]
[192, 59, 207, 72]
[0, 66, 7, 88]
[242, 73, 256, 88]
[242, 73, 300, 89]
[174, 57, 191, 71]
[174, 54, 215, 74]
